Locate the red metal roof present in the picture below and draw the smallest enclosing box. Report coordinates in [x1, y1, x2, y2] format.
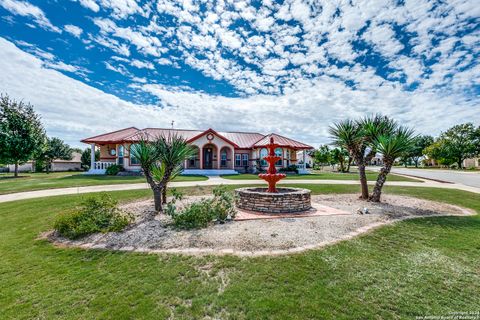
[253, 133, 313, 150]
[81, 127, 312, 149]
[81, 127, 140, 143]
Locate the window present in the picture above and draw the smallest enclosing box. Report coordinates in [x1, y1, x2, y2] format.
[235, 154, 241, 166]
[118, 145, 124, 166]
[189, 148, 198, 167]
[275, 148, 283, 166]
[242, 154, 249, 166]
[260, 148, 268, 166]
[130, 144, 140, 165]
[221, 150, 227, 167]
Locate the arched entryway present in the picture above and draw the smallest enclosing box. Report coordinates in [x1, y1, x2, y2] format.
[202, 144, 217, 169]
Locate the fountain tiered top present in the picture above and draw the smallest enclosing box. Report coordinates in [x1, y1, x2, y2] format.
[258, 137, 286, 192]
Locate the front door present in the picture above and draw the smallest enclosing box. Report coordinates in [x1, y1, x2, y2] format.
[203, 148, 213, 169]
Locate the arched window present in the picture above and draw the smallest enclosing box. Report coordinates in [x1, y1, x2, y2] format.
[220, 149, 227, 167]
[260, 148, 268, 166]
[275, 148, 283, 166]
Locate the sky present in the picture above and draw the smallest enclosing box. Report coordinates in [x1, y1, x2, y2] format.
[0, 0, 479, 148]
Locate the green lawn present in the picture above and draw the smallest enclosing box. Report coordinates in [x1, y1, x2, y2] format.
[0, 172, 207, 195]
[1, 184, 479, 319]
[221, 171, 421, 182]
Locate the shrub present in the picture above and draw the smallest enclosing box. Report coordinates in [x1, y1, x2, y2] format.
[279, 164, 298, 174]
[167, 186, 236, 230]
[54, 193, 132, 239]
[106, 164, 123, 175]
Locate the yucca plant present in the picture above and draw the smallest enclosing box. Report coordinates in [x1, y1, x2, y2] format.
[329, 119, 370, 198]
[131, 133, 194, 214]
[370, 126, 416, 202]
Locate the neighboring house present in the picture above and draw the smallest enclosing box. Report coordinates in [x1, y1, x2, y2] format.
[7, 152, 82, 173]
[81, 127, 313, 175]
[296, 150, 313, 168]
[368, 154, 383, 166]
[463, 157, 480, 169]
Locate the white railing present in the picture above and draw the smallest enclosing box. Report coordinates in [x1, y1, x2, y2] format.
[93, 161, 116, 170]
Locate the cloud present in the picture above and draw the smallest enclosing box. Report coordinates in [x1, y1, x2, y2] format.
[64, 24, 83, 38]
[78, 0, 99, 12]
[1, 37, 478, 150]
[0, 0, 60, 32]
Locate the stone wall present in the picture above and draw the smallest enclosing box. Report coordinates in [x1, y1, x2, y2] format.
[235, 187, 311, 213]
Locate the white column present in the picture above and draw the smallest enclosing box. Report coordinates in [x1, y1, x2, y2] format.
[90, 143, 95, 169]
[232, 149, 235, 169]
[303, 150, 306, 167]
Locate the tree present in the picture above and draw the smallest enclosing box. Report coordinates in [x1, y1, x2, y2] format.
[330, 148, 350, 172]
[36, 137, 73, 173]
[439, 123, 479, 169]
[370, 126, 416, 202]
[330, 115, 396, 200]
[131, 133, 194, 214]
[406, 135, 434, 167]
[0, 94, 46, 177]
[313, 145, 330, 169]
[423, 140, 455, 167]
[81, 148, 100, 169]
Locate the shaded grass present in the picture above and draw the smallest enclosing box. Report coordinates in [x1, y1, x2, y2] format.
[221, 171, 421, 182]
[0, 172, 207, 195]
[0, 185, 479, 319]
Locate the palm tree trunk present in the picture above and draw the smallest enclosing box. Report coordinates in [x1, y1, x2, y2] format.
[162, 187, 167, 204]
[357, 162, 369, 200]
[153, 187, 163, 212]
[14, 162, 18, 177]
[370, 162, 392, 202]
[346, 157, 352, 172]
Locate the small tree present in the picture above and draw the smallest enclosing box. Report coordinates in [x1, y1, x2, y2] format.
[330, 148, 350, 172]
[81, 148, 100, 170]
[407, 135, 434, 168]
[370, 127, 416, 202]
[439, 123, 479, 169]
[0, 94, 46, 177]
[36, 137, 73, 173]
[313, 145, 330, 170]
[131, 133, 194, 214]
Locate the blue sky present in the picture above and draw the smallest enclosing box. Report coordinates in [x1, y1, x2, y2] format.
[0, 0, 479, 147]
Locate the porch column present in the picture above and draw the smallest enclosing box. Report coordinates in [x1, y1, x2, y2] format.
[199, 146, 203, 169]
[184, 159, 188, 170]
[90, 143, 95, 170]
[303, 150, 306, 169]
[217, 148, 221, 169]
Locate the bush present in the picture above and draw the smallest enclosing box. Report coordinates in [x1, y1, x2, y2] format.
[54, 193, 132, 239]
[105, 164, 123, 175]
[167, 186, 236, 230]
[279, 164, 298, 174]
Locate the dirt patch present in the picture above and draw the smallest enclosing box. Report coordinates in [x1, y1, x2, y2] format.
[49, 194, 474, 256]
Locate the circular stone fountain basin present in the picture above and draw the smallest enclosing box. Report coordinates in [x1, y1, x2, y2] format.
[235, 187, 312, 214]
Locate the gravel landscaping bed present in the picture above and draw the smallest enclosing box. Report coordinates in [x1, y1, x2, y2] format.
[50, 194, 473, 256]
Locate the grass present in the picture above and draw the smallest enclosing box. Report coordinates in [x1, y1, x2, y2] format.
[0, 172, 207, 195]
[0, 184, 479, 318]
[221, 170, 421, 182]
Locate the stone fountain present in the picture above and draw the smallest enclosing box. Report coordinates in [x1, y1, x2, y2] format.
[235, 137, 312, 214]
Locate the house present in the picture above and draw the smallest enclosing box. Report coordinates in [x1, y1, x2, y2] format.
[463, 158, 480, 169]
[81, 127, 313, 175]
[296, 150, 313, 168]
[7, 152, 82, 173]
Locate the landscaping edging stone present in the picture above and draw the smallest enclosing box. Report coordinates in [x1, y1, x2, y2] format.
[235, 187, 311, 213]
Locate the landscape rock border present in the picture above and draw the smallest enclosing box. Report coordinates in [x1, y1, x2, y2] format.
[46, 194, 476, 257]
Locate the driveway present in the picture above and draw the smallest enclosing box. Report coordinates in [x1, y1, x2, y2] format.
[369, 167, 480, 188]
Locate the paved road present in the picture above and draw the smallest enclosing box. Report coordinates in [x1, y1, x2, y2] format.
[370, 167, 480, 188]
[1, 176, 479, 204]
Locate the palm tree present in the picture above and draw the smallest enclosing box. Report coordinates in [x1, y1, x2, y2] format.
[329, 119, 370, 199]
[131, 133, 194, 214]
[370, 126, 416, 202]
[330, 114, 397, 200]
